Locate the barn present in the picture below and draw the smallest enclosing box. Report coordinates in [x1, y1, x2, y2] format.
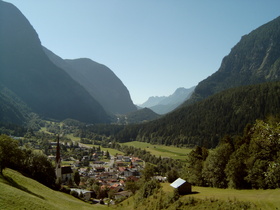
[170, 178, 192, 194]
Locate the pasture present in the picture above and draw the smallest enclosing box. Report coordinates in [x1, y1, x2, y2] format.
[121, 141, 192, 160]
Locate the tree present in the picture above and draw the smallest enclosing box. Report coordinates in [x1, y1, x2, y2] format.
[202, 143, 233, 188]
[183, 146, 208, 186]
[225, 144, 250, 189]
[142, 163, 156, 181]
[167, 168, 179, 183]
[74, 171, 80, 186]
[105, 150, 110, 159]
[125, 180, 140, 194]
[0, 135, 20, 174]
[245, 119, 280, 189]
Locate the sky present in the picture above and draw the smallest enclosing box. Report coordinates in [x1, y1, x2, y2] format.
[4, 0, 280, 104]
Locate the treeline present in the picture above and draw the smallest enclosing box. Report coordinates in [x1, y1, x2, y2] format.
[112, 81, 280, 148]
[182, 118, 280, 189]
[0, 121, 27, 136]
[0, 135, 56, 188]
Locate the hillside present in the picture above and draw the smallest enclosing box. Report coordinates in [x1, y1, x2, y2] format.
[0, 1, 110, 124]
[114, 81, 280, 147]
[0, 169, 107, 210]
[44, 47, 136, 115]
[0, 85, 31, 125]
[125, 107, 161, 124]
[189, 16, 280, 102]
[140, 87, 195, 114]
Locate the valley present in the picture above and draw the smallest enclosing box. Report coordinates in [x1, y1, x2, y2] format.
[1, 1, 280, 209]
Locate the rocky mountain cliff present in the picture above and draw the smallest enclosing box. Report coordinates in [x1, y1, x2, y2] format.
[0, 1, 110, 123]
[190, 16, 280, 102]
[43, 48, 137, 114]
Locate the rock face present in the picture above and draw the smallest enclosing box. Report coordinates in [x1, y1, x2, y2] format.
[43, 48, 137, 114]
[190, 16, 280, 102]
[0, 1, 110, 123]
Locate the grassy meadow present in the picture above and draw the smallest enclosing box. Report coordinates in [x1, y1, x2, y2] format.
[121, 141, 192, 160]
[165, 183, 280, 209]
[115, 183, 280, 210]
[0, 169, 108, 210]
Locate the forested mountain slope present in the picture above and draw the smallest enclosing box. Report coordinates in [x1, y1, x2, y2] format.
[114, 82, 280, 148]
[189, 16, 280, 103]
[0, 85, 31, 125]
[44, 48, 136, 114]
[124, 107, 160, 124]
[0, 1, 110, 123]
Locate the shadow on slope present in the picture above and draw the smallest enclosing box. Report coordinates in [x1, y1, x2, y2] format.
[1, 173, 45, 200]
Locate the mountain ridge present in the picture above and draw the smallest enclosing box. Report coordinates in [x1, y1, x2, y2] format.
[139, 86, 195, 114]
[189, 15, 280, 103]
[0, 1, 110, 124]
[43, 47, 137, 115]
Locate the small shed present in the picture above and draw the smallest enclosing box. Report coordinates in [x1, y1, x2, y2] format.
[170, 178, 191, 194]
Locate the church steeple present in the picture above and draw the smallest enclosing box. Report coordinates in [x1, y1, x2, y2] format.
[55, 135, 61, 179]
[56, 135, 61, 167]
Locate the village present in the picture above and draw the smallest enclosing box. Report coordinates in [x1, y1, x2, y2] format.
[49, 137, 145, 203]
[44, 136, 191, 205]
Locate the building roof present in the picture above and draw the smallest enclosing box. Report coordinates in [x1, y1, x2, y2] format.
[61, 166, 73, 174]
[170, 178, 186, 188]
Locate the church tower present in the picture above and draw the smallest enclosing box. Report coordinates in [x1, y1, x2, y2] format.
[55, 135, 62, 180]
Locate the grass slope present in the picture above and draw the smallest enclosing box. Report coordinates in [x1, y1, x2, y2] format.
[115, 183, 280, 209]
[0, 169, 108, 210]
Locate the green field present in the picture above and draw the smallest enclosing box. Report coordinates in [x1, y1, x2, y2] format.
[65, 133, 81, 142]
[0, 169, 108, 210]
[116, 183, 280, 210]
[121, 141, 192, 160]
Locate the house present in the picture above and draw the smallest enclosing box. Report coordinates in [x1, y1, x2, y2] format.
[114, 191, 132, 200]
[61, 166, 73, 183]
[123, 168, 140, 177]
[170, 178, 191, 194]
[154, 176, 167, 182]
[70, 188, 93, 201]
[94, 167, 105, 172]
[122, 156, 131, 162]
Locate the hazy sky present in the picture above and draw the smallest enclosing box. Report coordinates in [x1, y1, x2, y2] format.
[4, 0, 280, 104]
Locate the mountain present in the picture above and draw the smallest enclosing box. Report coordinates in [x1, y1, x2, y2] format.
[114, 16, 280, 147]
[43, 48, 137, 114]
[0, 85, 31, 125]
[189, 16, 280, 103]
[0, 1, 110, 124]
[115, 81, 280, 147]
[139, 87, 195, 114]
[140, 96, 166, 108]
[117, 107, 160, 124]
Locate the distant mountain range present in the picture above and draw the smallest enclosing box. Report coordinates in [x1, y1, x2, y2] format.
[139, 87, 195, 114]
[0, 1, 136, 124]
